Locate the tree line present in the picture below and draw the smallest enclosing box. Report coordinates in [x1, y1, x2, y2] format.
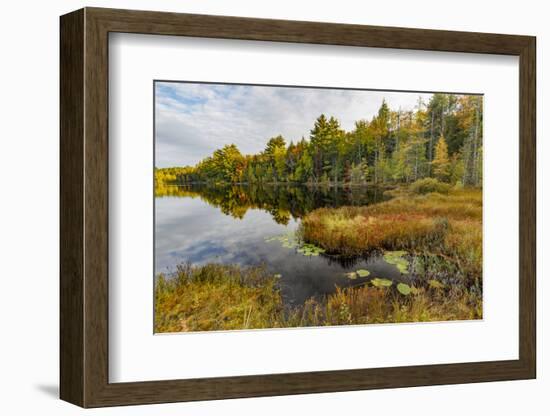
[155, 93, 483, 187]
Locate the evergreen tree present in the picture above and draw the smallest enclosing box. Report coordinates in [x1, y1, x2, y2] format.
[157, 94, 482, 189]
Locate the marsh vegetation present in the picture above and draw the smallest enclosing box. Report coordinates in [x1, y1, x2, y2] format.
[154, 92, 483, 332]
[155, 182, 482, 332]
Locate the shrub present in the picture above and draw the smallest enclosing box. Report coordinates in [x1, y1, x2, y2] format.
[409, 178, 451, 195]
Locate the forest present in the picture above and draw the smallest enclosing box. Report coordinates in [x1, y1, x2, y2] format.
[155, 93, 483, 188]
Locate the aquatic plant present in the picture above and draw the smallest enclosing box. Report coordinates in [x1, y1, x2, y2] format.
[383, 251, 409, 274]
[265, 234, 326, 257]
[397, 282, 412, 295]
[370, 278, 393, 288]
[298, 243, 326, 256]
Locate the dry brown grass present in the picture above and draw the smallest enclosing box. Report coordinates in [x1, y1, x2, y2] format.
[300, 187, 482, 278]
[155, 262, 482, 333]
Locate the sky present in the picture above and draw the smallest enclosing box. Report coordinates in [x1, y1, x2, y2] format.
[155, 82, 434, 168]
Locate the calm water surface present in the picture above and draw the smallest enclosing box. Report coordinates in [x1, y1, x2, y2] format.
[155, 184, 413, 306]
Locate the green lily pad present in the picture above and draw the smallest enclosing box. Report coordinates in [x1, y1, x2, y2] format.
[345, 272, 358, 280]
[383, 251, 409, 274]
[265, 233, 308, 252]
[371, 278, 393, 288]
[295, 242, 326, 257]
[356, 269, 370, 278]
[428, 279, 445, 289]
[397, 283, 412, 295]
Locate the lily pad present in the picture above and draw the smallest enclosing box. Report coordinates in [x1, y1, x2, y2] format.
[345, 272, 358, 280]
[273, 274, 282, 278]
[265, 233, 306, 252]
[384, 251, 410, 274]
[296, 242, 326, 257]
[356, 269, 370, 278]
[371, 278, 393, 288]
[397, 282, 412, 295]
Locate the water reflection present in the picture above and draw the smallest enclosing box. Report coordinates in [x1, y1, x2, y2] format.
[155, 183, 388, 224]
[155, 184, 397, 306]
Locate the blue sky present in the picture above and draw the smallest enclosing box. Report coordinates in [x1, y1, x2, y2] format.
[155, 82, 433, 167]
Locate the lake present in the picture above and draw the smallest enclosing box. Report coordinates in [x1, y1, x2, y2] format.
[155, 184, 416, 307]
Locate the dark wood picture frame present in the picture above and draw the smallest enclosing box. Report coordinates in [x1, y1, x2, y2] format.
[60, 7, 536, 408]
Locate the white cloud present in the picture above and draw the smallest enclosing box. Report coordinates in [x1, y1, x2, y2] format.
[155, 82, 433, 167]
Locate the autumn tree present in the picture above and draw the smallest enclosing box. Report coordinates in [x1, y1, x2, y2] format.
[158, 94, 483, 189]
[432, 136, 451, 182]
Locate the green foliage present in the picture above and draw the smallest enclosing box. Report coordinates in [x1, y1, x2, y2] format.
[371, 278, 393, 288]
[383, 251, 410, 274]
[265, 233, 326, 256]
[156, 94, 482, 189]
[432, 136, 451, 181]
[409, 178, 451, 195]
[397, 283, 412, 295]
[298, 243, 326, 256]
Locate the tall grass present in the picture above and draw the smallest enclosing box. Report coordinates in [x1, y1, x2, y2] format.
[155, 264, 283, 332]
[155, 262, 482, 333]
[299, 186, 482, 279]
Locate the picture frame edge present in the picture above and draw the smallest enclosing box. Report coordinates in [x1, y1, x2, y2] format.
[59, 7, 537, 408]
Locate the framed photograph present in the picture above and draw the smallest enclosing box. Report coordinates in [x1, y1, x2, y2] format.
[60, 7, 536, 407]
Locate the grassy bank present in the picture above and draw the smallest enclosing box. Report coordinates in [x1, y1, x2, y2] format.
[155, 262, 482, 333]
[155, 263, 283, 332]
[300, 182, 482, 281]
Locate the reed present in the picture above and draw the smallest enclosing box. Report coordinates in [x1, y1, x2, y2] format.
[155, 262, 482, 333]
[300, 185, 482, 279]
